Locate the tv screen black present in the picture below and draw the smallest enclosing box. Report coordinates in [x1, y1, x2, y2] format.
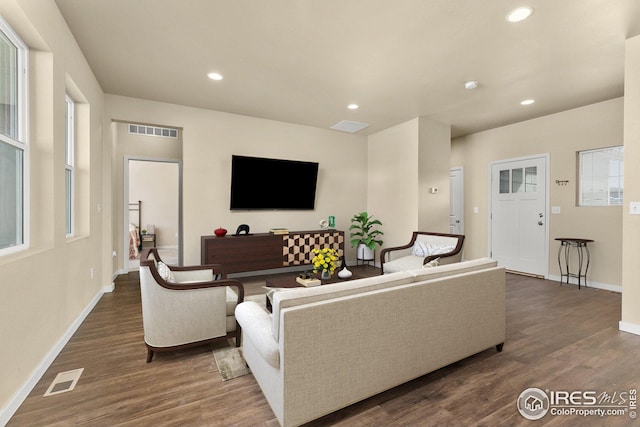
[230, 155, 319, 210]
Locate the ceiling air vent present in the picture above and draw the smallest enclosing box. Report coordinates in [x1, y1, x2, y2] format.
[330, 120, 369, 133]
[128, 124, 178, 139]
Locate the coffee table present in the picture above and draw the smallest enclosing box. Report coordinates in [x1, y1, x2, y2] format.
[264, 269, 367, 312]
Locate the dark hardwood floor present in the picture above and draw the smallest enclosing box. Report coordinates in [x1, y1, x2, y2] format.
[8, 268, 640, 426]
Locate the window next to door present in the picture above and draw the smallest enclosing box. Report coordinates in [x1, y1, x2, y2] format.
[578, 146, 624, 207]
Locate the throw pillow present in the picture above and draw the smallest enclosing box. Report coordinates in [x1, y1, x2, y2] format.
[427, 243, 455, 255]
[412, 241, 430, 257]
[157, 261, 176, 283]
[423, 258, 440, 268]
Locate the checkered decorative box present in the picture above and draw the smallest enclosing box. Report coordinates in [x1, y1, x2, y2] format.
[282, 231, 344, 266]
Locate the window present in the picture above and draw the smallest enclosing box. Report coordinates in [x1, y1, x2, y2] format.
[0, 17, 28, 254]
[578, 146, 624, 207]
[499, 166, 537, 194]
[65, 94, 74, 237]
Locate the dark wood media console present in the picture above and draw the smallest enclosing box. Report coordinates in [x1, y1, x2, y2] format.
[201, 229, 345, 274]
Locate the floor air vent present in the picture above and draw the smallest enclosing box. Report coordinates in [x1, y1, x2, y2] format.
[43, 368, 84, 397]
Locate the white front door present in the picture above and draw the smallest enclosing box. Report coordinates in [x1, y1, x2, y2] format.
[490, 156, 548, 276]
[450, 168, 464, 234]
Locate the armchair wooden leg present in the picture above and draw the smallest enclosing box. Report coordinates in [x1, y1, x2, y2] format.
[146, 347, 154, 363]
[496, 343, 504, 352]
[235, 324, 242, 347]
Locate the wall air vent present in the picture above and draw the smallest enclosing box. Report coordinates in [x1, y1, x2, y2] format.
[330, 120, 369, 133]
[128, 123, 178, 139]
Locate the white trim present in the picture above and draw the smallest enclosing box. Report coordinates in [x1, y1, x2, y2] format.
[546, 274, 621, 293]
[0, 287, 107, 426]
[619, 321, 640, 336]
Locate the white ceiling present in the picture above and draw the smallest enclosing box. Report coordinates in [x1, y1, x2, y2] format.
[54, 0, 640, 137]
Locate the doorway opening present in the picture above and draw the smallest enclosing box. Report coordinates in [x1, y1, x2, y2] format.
[125, 158, 182, 271]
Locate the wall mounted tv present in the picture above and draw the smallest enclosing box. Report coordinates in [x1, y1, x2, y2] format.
[230, 155, 319, 210]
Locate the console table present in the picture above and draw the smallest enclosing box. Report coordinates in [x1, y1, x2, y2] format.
[555, 238, 593, 289]
[201, 229, 345, 274]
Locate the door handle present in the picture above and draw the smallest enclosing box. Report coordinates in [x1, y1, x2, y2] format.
[456, 220, 460, 223]
[538, 221, 544, 226]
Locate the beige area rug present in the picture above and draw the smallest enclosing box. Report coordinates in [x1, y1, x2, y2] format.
[211, 293, 270, 381]
[212, 342, 250, 381]
[211, 295, 266, 381]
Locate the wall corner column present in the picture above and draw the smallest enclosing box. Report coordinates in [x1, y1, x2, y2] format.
[621, 35, 640, 335]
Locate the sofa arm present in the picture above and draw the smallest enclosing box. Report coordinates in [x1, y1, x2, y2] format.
[235, 302, 280, 368]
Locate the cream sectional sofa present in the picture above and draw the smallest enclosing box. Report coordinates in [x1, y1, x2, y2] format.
[235, 258, 505, 427]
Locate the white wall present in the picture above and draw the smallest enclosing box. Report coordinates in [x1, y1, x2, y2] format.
[0, 0, 106, 420]
[418, 118, 451, 232]
[105, 95, 369, 267]
[621, 34, 640, 333]
[367, 119, 420, 251]
[452, 98, 624, 288]
[129, 160, 179, 248]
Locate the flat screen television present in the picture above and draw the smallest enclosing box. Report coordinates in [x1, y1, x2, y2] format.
[230, 155, 319, 210]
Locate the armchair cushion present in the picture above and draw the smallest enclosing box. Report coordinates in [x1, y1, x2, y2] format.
[384, 255, 427, 273]
[226, 287, 239, 316]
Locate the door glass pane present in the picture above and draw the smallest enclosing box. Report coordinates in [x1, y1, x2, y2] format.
[500, 170, 510, 194]
[512, 168, 523, 193]
[0, 141, 23, 249]
[525, 167, 537, 192]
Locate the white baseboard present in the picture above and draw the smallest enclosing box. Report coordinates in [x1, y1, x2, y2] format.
[619, 321, 640, 336]
[546, 274, 621, 293]
[0, 287, 106, 426]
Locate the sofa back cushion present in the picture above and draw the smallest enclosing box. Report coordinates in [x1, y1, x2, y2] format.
[271, 271, 414, 341]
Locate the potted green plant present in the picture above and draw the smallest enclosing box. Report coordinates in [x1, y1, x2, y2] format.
[349, 211, 384, 261]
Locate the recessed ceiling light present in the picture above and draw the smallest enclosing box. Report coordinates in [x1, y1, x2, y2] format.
[347, 104, 359, 110]
[521, 99, 535, 105]
[506, 6, 534, 23]
[207, 72, 223, 81]
[464, 80, 479, 90]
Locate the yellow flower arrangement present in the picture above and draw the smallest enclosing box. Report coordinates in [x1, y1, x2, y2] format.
[311, 247, 339, 275]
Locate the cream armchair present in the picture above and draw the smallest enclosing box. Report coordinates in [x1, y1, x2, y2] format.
[380, 231, 465, 274]
[139, 248, 244, 362]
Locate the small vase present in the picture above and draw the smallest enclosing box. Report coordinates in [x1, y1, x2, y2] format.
[338, 267, 352, 279]
[321, 270, 331, 280]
